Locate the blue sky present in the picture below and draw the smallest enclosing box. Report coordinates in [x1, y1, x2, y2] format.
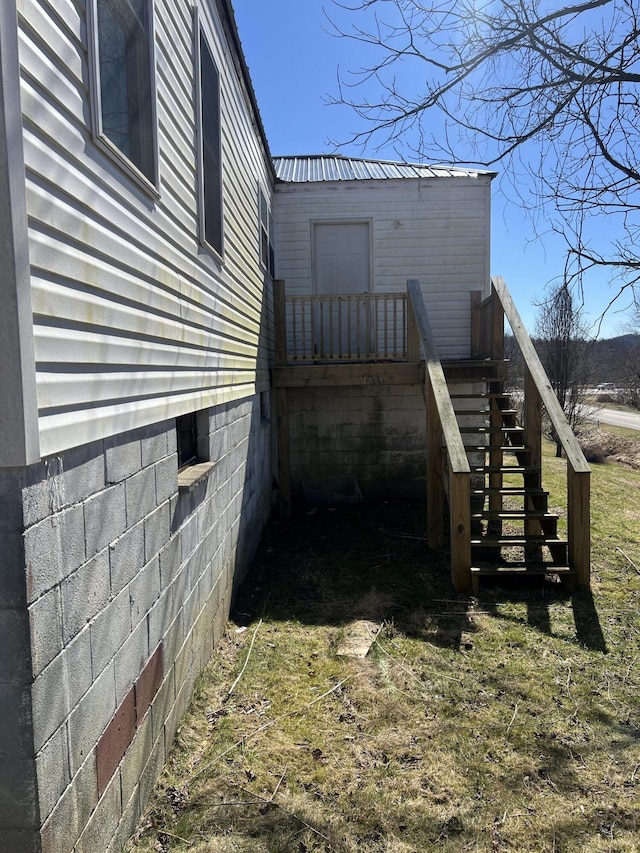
[233, 0, 635, 338]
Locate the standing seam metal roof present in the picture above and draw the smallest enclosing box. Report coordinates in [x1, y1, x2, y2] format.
[273, 155, 496, 183]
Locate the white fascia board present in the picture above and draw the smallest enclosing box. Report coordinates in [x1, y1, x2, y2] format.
[0, 2, 40, 466]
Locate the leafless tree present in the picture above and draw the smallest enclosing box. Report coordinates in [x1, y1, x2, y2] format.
[620, 297, 640, 408]
[534, 284, 592, 455]
[504, 333, 525, 391]
[328, 0, 640, 304]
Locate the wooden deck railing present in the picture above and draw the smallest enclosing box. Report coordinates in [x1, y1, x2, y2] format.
[472, 276, 591, 587]
[275, 282, 409, 362]
[407, 279, 472, 591]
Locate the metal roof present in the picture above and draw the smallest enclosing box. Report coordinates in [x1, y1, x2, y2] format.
[273, 155, 495, 183]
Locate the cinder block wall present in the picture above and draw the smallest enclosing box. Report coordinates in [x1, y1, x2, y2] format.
[0, 395, 272, 853]
[288, 384, 427, 500]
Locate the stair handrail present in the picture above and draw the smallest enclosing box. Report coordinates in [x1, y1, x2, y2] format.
[407, 280, 470, 473]
[491, 275, 590, 587]
[491, 276, 590, 475]
[407, 280, 471, 591]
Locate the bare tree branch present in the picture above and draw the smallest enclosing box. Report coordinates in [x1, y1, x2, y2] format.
[327, 0, 640, 306]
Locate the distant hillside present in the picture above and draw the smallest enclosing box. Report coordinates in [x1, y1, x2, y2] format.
[504, 333, 640, 387]
[588, 334, 640, 385]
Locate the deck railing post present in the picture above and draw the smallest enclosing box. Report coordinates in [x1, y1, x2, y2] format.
[490, 284, 505, 361]
[407, 290, 420, 362]
[523, 365, 542, 538]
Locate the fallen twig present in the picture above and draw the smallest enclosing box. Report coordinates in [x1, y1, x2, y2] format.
[226, 618, 262, 699]
[616, 547, 640, 574]
[506, 703, 519, 735]
[271, 767, 287, 801]
[621, 478, 640, 489]
[158, 829, 193, 845]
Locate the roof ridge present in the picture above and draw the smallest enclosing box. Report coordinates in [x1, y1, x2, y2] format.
[273, 154, 496, 183]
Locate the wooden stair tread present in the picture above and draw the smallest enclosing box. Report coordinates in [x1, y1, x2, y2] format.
[456, 422, 524, 435]
[463, 445, 528, 452]
[470, 563, 575, 575]
[449, 392, 510, 400]
[471, 487, 548, 496]
[471, 486, 549, 497]
[471, 509, 557, 519]
[471, 535, 568, 547]
[469, 465, 537, 474]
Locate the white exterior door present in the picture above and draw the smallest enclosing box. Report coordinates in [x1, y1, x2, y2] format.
[313, 222, 370, 356]
[313, 222, 370, 295]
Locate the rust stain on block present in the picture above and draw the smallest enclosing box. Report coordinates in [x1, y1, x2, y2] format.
[336, 620, 381, 658]
[134, 643, 164, 725]
[96, 687, 136, 795]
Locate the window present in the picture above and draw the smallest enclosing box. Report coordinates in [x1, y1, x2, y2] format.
[90, 0, 157, 186]
[177, 412, 198, 469]
[197, 27, 223, 256]
[176, 410, 216, 493]
[259, 187, 275, 276]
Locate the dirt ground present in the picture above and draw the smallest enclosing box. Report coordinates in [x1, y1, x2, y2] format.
[578, 424, 640, 468]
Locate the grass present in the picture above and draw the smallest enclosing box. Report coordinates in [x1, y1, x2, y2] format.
[126, 438, 640, 853]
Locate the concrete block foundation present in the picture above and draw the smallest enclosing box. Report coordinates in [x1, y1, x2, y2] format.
[0, 394, 272, 852]
[288, 384, 428, 501]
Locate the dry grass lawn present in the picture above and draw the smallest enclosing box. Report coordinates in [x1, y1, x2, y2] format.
[126, 437, 640, 853]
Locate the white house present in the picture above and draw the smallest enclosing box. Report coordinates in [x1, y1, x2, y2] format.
[272, 155, 495, 500]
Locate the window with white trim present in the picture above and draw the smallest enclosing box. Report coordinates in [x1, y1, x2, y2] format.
[197, 24, 223, 256]
[90, 0, 158, 187]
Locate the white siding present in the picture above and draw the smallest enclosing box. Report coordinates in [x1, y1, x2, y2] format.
[274, 177, 492, 358]
[18, 0, 273, 456]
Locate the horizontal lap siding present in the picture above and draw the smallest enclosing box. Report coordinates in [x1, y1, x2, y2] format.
[19, 0, 273, 457]
[274, 179, 491, 358]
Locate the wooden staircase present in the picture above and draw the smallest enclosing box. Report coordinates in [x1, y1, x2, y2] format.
[273, 277, 590, 594]
[445, 361, 577, 593]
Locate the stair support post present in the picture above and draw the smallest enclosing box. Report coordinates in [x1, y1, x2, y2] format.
[523, 365, 543, 538]
[568, 466, 590, 587]
[449, 470, 472, 592]
[486, 286, 506, 529]
[488, 396, 504, 530]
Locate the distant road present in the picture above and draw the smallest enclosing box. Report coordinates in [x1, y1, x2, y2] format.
[586, 406, 640, 431]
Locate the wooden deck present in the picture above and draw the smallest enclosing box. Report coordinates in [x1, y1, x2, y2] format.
[272, 279, 591, 592]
